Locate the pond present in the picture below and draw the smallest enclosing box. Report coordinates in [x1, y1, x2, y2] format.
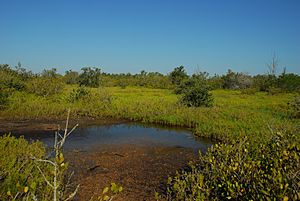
[1, 121, 213, 200]
[5, 122, 212, 153]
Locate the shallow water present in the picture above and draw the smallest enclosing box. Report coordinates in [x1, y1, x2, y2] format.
[4, 123, 212, 152]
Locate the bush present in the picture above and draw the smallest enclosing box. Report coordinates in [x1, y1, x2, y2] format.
[0, 89, 9, 109]
[169, 66, 188, 86]
[0, 135, 53, 200]
[240, 88, 257, 95]
[178, 78, 213, 107]
[253, 74, 277, 92]
[165, 132, 300, 200]
[78, 67, 101, 88]
[64, 70, 79, 84]
[278, 73, 300, 92]
[288, 96, 300, 118]
[68, 86, 90, 103]
[222, 70, 253, 90]
[267, 87, 283, 95]
[0, 65, 26, 91]
[26, 77, 64, 97]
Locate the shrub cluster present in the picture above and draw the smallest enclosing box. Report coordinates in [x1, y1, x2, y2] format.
[288, 96, 300, 118]
[78, 67, 102, 88]
[165, 132, 300, 200]
[176, 74, 213, 107]
[26, 77, 64, 97]
[68, 86, 91, 103]
[0, 135, 53, 200]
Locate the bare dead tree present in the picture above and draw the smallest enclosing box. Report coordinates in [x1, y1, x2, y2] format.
[267, 53, 279, 75]
[32, 109, 79, 201]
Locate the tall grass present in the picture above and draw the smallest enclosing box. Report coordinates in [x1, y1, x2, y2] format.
[1, 86, 299, 144]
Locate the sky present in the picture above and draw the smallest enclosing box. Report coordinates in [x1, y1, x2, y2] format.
[0, 0, 299, 75]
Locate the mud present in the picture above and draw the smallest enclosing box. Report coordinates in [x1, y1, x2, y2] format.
[0, 118, 128, 135]
[1, 119, 204, 200]
[67, 145, 198, 201]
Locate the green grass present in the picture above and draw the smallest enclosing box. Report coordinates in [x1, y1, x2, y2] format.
[1, 85, 299, 200]
[1, 86, 299, 144]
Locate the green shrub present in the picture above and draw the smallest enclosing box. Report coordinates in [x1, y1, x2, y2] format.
[26, 77, 64, 97]
[288, 96, 300, 118]
[222, 70, 253, 89]
[95, 88, 114, 104]
[267, 87, 283, 95]
[0, 66, 26, 91]
[0, 89, 9, 109]
[278, 73, 300, 92]
[0, 135, 53, 200]
[165, 132, 300, 201]
[253, 74, 277, 92]
[169, 66, 188, 86]
[78, 67, 101, 88]
[68, 86, 91, 103]
[178, 78, 213, 107]
[240, 88, 257, 95]
[64, 70, 79, 84]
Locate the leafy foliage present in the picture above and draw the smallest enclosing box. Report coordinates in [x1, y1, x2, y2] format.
[0, 135, 53, 200]
[94, 183, 123, 201]
[222, 70, 253, 89]
[278, 73, 300, 92]
[78, 67, 102, 88]
[165, 132, 300, 201]
[68, 86, 91, 103]
[64, 70, 79, 84]
[177, 74, 213, 107]
[253, 74, 277, 92]
[0, 64, 26, 92]
[26, 77, 64, 97]
[41, 68, 60, 78]
[169, 66, 188, 86]
[0, 88, 9, 109]
[101, 71, 172, 89]
[288, 96, 300, 118]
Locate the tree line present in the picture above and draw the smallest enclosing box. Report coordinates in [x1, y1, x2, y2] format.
[1, 63, 299, 91]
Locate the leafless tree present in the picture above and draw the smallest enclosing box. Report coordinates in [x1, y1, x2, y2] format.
[267, 53, 279, 75]
[32, 109, 79, 201]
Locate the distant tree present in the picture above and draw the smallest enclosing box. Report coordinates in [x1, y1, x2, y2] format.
[169, 66, 189, 86]
[14, 62, 33, 80]
[0, 64, 26, 91]
[138, 70, 147, 86]
[236, 73, 253, 89]
[41, 68, 59, 78]
[78, 67, 101, 87]
[208, 74, 224, 89]
[222, 69, 253, 89]
[222, 69, 239, 89]
[253, 74, 277, 92]
[278, 73, 300, 92]
[64, 70, 79, 84]
[267, 53, 279, 75]
[26, 77, 64, 97]
[192, 71, 209, 81]
[179, 77, 213, 107]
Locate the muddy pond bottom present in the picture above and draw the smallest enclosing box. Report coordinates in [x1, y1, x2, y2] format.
[2, 122, 213, 200]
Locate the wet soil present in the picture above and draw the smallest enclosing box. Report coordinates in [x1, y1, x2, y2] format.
[0, 118, 128, 135]
[1, 119, 203, 200]
[67, 145, 198, 201]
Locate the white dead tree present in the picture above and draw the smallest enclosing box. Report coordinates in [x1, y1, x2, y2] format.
[32, 109, 79, 201]
[267, 53, 279, 75]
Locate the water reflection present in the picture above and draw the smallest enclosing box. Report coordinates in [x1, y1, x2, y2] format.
[4, 123, 212, 152]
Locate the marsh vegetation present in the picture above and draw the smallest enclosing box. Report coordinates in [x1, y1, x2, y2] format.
[0, 64, 299, 200]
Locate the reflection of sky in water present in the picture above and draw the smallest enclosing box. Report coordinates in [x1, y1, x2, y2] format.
[6, 123, 212, 152]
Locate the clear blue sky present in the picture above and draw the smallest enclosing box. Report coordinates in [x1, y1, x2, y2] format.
[0, 0, 299, 75]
